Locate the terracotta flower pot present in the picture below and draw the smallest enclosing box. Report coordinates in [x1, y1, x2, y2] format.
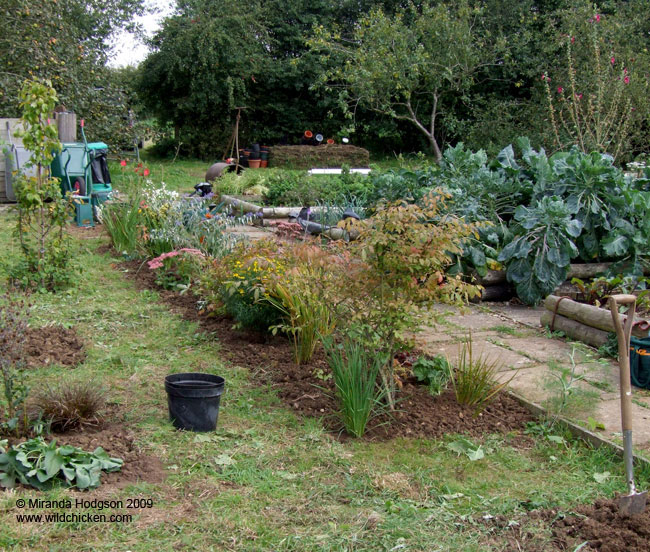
[248, 159, 261, 169]
[304, 130, 313, 139]
[260, 160, 268, 168]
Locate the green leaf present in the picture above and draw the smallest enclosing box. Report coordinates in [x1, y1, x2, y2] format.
[602, 234, 629, 257]
[497, 144, 520, 172]
[43, 450, 64, 478]
[75, 466, 91, 489]
[593, 471, 610, 484]
[214, 454, 235, 466]
[566, 219, 583, 238]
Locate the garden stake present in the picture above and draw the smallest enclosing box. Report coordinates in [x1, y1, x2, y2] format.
[609, 293, 647, 515]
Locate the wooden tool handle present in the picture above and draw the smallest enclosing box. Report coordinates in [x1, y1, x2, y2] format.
[610, 295, 637, 433]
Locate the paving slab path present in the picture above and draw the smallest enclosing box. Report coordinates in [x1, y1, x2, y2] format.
[416, 302, 650, 455]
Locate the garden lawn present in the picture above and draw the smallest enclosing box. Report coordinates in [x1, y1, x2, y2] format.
[1, 208, 649, 551]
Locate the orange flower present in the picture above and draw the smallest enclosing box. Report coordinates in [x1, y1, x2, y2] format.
[199, 235, 205, 243]
[205, 213, 213, 219]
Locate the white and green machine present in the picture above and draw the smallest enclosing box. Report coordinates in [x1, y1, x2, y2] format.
[50, 119, 113, 227]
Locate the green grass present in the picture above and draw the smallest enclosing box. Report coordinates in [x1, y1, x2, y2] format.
[1, 207, 648, 551]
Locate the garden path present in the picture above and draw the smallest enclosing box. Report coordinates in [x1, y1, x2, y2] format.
[415, 303, 650, 455]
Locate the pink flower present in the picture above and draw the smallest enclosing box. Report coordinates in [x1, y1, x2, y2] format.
[611, 56, 615, 65]
[143, 168, 150, 177]
[541, 73, 546, 81]
[120, 159, 127, 167]
[624, 75, 630, 84]
[557, 86, 563, 94]
[595, 14, 601, 22]
[575, 93, 583, 100]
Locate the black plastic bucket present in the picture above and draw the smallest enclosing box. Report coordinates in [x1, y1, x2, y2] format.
[164, 373, 225, 431]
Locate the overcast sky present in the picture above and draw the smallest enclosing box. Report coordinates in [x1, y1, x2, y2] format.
[108, 0, 175, 68]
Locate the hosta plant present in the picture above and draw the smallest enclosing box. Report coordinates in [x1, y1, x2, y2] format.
[0, 437, 122, 490]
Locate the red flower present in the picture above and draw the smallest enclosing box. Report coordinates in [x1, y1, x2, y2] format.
[120, 159, 127, 167]
[595, 14, 601, 22]
[575, 93, 583, 100]
[611, 56, 615, 65]
[570, 36, 575, 44]
[557, 86, 563, 94]
[205, 213, 213, 219]
[143, 168, 150, 177]
[624, 76, 630, 84]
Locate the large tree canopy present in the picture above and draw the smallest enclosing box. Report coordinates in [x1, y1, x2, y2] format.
[311, 1, 505, 161]
[0, 0, 145, 145]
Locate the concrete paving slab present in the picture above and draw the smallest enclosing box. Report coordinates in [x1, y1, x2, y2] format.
[590, 398, 650, 444]
[491, 336, 579, 365]
[487, 304, 545, 328]
[496, 365, 548, 403]
[441, 310, 515, 332]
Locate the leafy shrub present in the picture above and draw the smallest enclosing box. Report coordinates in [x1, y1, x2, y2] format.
[412, 355, 451, 396]
[332, 192, 481, 409]
[28, 381, 106, 433]
[0, 437, 122, 490]
[325, 339, 383, 438]
[0, 296, 29, 436]
[450, 335, 510, 413]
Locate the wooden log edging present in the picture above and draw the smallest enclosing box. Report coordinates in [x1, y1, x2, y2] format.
[540, 311, 610, 347]
[544, 294, 647, 338]
[508, 391, 650, 467]
[480, 263, 650, 287]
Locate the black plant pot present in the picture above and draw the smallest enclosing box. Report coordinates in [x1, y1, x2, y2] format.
[164, 373, 225, 432]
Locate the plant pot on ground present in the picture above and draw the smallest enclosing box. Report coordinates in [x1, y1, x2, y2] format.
[164, 373, 225, 432]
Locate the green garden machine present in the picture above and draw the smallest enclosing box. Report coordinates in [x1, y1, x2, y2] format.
[50, 119, 113, 227]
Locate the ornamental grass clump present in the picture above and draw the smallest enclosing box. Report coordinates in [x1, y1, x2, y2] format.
[450, 334, 510, 414]
[325, 339, 383, 438]
[266, 243, 338, 363]
[28, 381, 107, 433]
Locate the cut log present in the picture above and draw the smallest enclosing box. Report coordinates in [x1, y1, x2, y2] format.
[544, 295, 648, 337]
[482, 263, 650, 287]
[478, 270, 507, 286]
[540, 311, 610, 347]
[478, 284, 513, 302]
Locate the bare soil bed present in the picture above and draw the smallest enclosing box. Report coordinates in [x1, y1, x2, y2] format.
[119, 259, 533, 441]
[24, 326, 86, 368]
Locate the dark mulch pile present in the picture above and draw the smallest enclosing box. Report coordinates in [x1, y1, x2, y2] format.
[23, 326, 86, 368]
[119, 259, 533, 441]
[269, 144, 370, 169]
[482, 499, 650, 551]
